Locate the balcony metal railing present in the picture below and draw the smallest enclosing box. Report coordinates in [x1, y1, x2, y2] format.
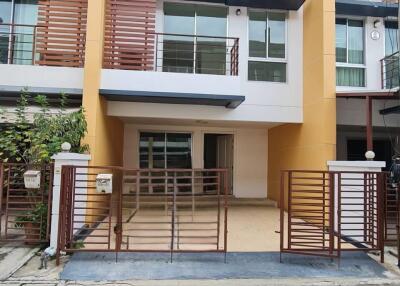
[0, 23, 38, 65]
[380, 51, 400, 89]
[104, 32, 239, 76]
[154, 33, 239, 76]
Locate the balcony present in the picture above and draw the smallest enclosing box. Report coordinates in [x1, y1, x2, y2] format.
[380, 51, 400, 90]
[101, 32, 243, 108]
[103, 33, 239, 76]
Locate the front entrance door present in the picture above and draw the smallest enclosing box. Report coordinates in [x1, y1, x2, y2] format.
[204, 134, 233, 194]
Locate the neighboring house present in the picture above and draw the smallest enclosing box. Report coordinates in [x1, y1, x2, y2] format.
[1, 0, 374, 202]
[335, 0, 400, 169]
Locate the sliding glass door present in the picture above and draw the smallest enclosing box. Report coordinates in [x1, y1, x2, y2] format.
[163, 2, 227, 75]
[0, 0, 38, 64]
[139, 132, 192, 193]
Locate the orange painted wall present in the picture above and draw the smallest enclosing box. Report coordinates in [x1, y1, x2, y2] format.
[81, 0, 124, 167]
[267, 0, 337, 202]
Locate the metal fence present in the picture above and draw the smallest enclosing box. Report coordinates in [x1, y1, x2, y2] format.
[380, 51, 400, 89]
[0, 163, 53, 244]
[154, 33, 239, 76]
[56, 166, 228, 264]
[280, 170, 385, 263]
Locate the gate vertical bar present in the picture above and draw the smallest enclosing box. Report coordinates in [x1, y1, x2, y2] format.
[223, 169, 228, 262]
[378, 172, 385, 263]
[4, 165, 10, 239]
[287, 171, 292, 250]
[171, 172, 177, 263]
[280, 171, 285, 262]
[0, 163, 3, 239]
[337, 172, 342, 259]
[329, 172, 335, 257]
[216, 171, 221, 250]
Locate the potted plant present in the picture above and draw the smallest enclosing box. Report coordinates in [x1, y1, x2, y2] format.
[15, 202, 48, 244]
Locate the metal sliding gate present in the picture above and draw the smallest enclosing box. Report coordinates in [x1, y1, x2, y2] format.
[280, 170, 385, 262]
[56, 166, 228, 264]
[0, 163, 53, 244]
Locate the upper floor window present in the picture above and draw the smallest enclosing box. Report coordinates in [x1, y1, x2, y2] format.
[248, 11, 287, 82]
[385, 21, 398, 56]
[336, 18, 365, 87]
[163, 3, 228, 75]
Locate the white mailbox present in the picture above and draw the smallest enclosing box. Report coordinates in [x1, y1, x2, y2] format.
[96, 174, 113, 193]
[24, 170, 41, 189]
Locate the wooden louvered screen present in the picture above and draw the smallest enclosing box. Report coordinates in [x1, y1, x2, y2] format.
[103, 0, 156, 70]
[36, 0, 88, 67]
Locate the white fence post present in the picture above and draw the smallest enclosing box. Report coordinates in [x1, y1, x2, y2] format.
[50, 151, 91, 248]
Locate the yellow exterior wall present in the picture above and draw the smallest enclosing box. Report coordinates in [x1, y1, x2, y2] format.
[267, 0, 337, 202]
[82, 0, 124, 167]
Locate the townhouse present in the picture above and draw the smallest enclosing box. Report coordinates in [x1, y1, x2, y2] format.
[2, 0, 397, 201]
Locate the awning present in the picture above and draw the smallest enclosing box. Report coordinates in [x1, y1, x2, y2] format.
[336, 0, 398, 17]
[183, 0, 306, 10]
[100, 89, 245, 109]
[380, 105, 400, 115]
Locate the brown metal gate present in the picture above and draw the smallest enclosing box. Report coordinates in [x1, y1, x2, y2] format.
[280, 170, 385, 262]
[385, 174, 400, 266]
[56, 165, 228, 264]
[0, 163, 53, 244]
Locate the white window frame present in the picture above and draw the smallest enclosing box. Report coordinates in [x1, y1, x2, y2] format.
[247, 9, 288, 82]
[335, 17, 367, 87]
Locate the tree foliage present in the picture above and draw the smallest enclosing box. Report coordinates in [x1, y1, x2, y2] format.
[0, 91, 89, 164]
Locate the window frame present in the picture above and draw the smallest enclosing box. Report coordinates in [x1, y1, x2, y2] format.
[384, 20, 398, 57]
[335, 16, 367, 87]
[247, 9, 288, 83]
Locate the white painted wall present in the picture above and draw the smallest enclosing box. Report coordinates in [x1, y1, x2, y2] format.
[50, 152, 91, 248]
[123, 123, 268, 198]
[0, 65, 84, 89]
[103, 1, 304, 124]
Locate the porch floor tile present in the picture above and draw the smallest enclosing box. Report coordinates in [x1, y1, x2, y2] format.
[60, 252, 388, 281]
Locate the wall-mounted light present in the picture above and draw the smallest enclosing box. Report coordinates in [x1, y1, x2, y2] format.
[373, 19, 382, 28]
[236, 9, 241, 16]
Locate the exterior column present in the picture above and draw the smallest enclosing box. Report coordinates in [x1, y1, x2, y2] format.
[366, 96, 373, 152]
[81, 0, 124, 166]
[50, 152, 91, 248]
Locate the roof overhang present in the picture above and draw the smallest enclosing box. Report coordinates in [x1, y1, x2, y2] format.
[336, 90, 399, 99]
[100, 89, 245, 109]
[0, 85, 82, 106]
[183, 0, 306, 10]
[336, 0, 398, 17]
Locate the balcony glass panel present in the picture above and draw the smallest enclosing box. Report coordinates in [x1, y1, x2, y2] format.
[164, 3, 195, 73]
[0, 0, 12, 64]
[348, 20, 364, 64]
[249, 11, 266, 58]
[163, 3, 228, 75]
[336, 18, 347, 63]
[268, 12, 285, 59]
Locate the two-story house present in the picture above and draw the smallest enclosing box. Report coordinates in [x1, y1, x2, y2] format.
[0, 0, 337, 203]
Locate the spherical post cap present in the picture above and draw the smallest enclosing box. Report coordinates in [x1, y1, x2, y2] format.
[61, 142, 72, 152]
[365, 150, 375, 160]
